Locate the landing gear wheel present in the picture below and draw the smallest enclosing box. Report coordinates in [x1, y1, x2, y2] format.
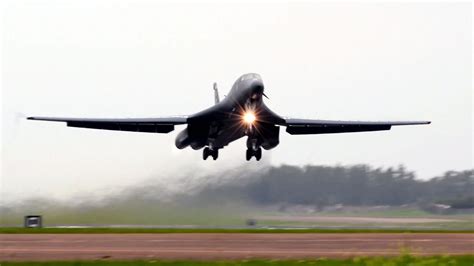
[203, 147, 219, 160]
[255, 148, 262, 161]
[212, 149, 219, 160]
[245, 148, 262, 161]
[203, 147, 210, 160]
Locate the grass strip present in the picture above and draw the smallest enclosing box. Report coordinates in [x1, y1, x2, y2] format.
[1, 227, 473, 234]
[2, 255, 474, 266]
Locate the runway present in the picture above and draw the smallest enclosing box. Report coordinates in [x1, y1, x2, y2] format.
[1, 233, 473, 261]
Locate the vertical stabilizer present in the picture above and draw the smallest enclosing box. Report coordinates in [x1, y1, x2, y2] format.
[213, 82, 220, 104]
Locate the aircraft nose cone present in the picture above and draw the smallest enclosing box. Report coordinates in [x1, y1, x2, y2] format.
[250, 80, 264, 95]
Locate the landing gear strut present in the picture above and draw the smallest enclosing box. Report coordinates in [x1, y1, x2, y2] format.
[203, 147, 218, 160]
[246, 147, 262, 161]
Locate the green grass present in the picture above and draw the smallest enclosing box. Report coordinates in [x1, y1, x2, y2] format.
[255, 208, 474, 230]
[2, 256, 474, 266]
[4, 202, 472, 230]
[1, 227, 473, 234]
[256, 219, 474, 231]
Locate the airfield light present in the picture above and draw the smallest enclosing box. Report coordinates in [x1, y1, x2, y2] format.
[243, 112, 256, 124]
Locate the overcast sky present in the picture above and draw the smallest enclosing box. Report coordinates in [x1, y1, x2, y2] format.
[2, 1, 472, 201]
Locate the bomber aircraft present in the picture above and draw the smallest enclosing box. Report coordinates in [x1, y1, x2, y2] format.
[28, 73, 430, 161]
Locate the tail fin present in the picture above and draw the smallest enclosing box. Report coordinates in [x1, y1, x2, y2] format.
[213, 82, 220, 104]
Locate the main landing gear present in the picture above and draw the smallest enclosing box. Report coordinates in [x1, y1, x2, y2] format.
[203, 147, 218, 160]
[246, 137, 262, 161]
[246, 147, 262, 161]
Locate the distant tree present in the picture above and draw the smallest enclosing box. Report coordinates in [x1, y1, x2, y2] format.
[202, 165, 473, 207]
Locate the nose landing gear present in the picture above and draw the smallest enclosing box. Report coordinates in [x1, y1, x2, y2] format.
[246, 147, 262, 161]
[203, 147, 218, 160]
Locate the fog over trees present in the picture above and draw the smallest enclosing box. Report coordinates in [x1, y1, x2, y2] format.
[198, 165, 473, 208]
[6, 164, 473, 209]
[1, 164, 472, 226]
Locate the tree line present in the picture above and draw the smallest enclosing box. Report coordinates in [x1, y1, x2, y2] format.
[199, 165, 473, 208]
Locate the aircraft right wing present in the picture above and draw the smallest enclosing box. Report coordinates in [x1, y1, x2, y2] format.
[284, 118, 431, 135]
[27, 116, 188, 133]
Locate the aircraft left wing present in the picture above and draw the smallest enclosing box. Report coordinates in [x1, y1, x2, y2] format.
[27, 116, 187, 133]
[284, 118, 430, 135]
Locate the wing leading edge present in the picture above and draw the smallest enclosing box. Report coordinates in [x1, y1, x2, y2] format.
[284, 118, 431, 135]
[27, 116, 187, 133]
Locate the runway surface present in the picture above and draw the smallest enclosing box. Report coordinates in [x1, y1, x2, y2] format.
[1, 233, 473, 261]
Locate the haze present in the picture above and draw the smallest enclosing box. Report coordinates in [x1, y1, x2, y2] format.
[1, 1, 472, 202]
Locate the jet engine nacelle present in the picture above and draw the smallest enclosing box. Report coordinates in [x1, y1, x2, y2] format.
[175, 128, 207, 150]
[175, 128, 192, 149]
[190, 141, 206, 150]
[261, 125, 280, 150]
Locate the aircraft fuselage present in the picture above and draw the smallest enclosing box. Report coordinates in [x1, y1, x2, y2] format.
[175, 73, 283, 159]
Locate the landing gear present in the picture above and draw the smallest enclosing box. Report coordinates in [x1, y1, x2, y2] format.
[255, 148, 262, 161]
[246, 137, 262, 161]
[246, 147, 262, 161]
[203, 147, 218, 160]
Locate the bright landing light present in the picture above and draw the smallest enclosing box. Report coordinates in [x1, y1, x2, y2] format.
[243, 112, 256, 124]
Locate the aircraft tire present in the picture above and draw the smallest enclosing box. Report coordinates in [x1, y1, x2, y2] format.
[203, 147, 210, 160]
[255, 148, 262, 161]
[212, 149, 218, 160]
[246, 149, 252, 161]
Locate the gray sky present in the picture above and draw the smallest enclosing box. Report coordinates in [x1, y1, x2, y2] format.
[2, 1, 472, 202]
